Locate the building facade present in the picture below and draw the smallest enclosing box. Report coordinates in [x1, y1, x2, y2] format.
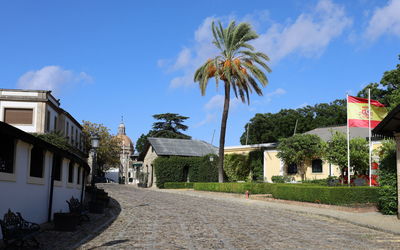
[116, 121, 135, 184]
[0, 89, 85, 153]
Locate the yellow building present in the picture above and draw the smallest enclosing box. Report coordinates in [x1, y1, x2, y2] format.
[225, 125, 383, 182]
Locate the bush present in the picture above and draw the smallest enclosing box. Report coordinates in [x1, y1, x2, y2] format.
[193, 182, 379, 205]
[377, 140, 398, 214]
[153, 154, 218, 188]
[224, 154, 249, 182]
[248, 150, 264, 181]
[164, 182, 194, 189]
[271, 175, 291, 183]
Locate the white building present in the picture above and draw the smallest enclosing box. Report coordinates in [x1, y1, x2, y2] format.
[0, 121, 89, 239]
[0, 89, 85, 152]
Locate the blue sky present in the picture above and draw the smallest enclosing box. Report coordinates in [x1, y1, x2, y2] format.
[1, 0, 400, 147]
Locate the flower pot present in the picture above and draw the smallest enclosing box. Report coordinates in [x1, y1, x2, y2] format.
[53, 213, 79, 231]
[89, 201, 105, 214]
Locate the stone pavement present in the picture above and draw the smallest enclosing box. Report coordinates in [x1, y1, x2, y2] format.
[75, 184, 400, 249]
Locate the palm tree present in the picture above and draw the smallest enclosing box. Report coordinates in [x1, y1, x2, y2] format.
[194, 20, 271, 183]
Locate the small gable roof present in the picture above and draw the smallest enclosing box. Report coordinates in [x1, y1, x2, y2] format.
[147, 137, 218, 157]
[304, 125, 372, 141]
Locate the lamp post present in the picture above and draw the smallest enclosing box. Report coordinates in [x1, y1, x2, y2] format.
[91, 133, 100, 188]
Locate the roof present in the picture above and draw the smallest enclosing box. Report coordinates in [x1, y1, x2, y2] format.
[373, 104, 400, 137]
[304, 125, 372, 141]
[225, 143, 278, 150]
[147, 137, 218, 157]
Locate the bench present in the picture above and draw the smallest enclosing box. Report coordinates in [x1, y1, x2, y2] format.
[66, 197, 90, 223]
[0, 209, 40, 248]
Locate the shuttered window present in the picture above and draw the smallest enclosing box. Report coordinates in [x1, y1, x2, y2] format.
[312, 159, 323, 173]
[4, 108, 33, 124]
[53, 155, 62, 181]
[68, 161, 74, 183]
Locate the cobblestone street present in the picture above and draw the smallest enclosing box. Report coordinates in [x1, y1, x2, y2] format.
[76, 184, 400, 249]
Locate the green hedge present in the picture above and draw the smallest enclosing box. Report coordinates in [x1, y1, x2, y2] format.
[164, 182, 194, 189]
[153, 154, 218, 188]
[193, 182, 379, 205]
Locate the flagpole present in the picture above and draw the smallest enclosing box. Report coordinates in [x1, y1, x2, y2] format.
[368, 88, 372, 187]
[347, 94, 350, 186]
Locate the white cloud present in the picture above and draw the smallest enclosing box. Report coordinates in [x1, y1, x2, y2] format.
[267, 88, 286, 97]
[204, 94, 241, 110]
[160, 0, 351, 88]
[194, 113, 216, 128]
[365, 0, 400, 41]
[17, 66, 92, 94]
[253, 0, 352, 62]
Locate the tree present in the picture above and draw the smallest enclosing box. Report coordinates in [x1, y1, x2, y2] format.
[82, 121, 121, 172]
[358, 55, 400, 110]
[194, 20, 271, 182]
[135, 113, 191, 154]
[277, 134, 325, 180]
[325, 131, 368, 176]
[240, 99, 346, 144]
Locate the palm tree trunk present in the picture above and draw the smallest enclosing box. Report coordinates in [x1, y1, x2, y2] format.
[218, 81, 230, 183]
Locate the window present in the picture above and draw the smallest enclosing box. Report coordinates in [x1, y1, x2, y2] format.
[77, 167, 81, 184]
[68, 161, 74, 183]
[46, 111, 50, 132]
[53, 155, 62, 181]
[54, 116, 57, 131]
[66, 122, 69, 138]
[30, 146, 44, 178]
[312, 159, 323, 173]
[0, 135, 14, 173]
[4, 108, 33, 124]
[287, 163, 297, 174]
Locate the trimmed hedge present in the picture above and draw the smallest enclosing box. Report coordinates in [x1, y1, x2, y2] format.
[193, 182, 379, 205]
[164, 182, 194, 189]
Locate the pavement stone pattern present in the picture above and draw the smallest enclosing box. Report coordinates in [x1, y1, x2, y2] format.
[76, 184, 400, 249]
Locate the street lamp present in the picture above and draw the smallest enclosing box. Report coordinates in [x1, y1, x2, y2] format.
[209, 155, 214, 162]
[91, 133, 100, 187]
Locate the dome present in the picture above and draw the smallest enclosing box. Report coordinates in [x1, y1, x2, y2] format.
[116, 134, 134, 152]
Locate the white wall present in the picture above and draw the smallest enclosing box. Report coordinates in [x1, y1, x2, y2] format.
[0, 140, 85, 239]
[0, 101, 39, 133]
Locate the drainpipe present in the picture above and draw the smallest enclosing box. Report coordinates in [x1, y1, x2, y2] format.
[47, 154, 55, 222]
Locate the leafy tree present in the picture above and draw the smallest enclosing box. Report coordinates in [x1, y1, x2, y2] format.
[135, 113, 191, 154]
[82, 121, 121, 172]
[325, 131, 368, 176]
[358, 55, 400, 109]
[240, 99, 346, 144]
[194, 20, 271, 182]
[277, 134, 325, 180]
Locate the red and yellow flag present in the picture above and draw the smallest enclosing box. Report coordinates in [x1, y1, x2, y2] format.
[348, 96, 388, 128]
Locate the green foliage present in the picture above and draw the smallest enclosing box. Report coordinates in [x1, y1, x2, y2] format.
[153, 155, 218, 188]
[377, 140, 397, 215]
[271, 176, 291, 183]
[358, 55, 400, 110]
[240, 99, 346, 144]
[194, 183, 379, 205]
[224, 154, 249, 182]
[277, 134, 325, 179]
[135, 113, 191, 154]
[302, 176, 339, 186]
[33, 131, 71, 151]
[248, 150, 264, 180]
[82, 121, 121, 171]
[164, 182, 194, 189]
[325, 131, 368, 174]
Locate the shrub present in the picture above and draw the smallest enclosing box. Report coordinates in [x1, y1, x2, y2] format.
[377, 140, 398, 214]
[164, 182, 194, 189]
[153, 154, 218, 188]
[224, 154, 249, 182]
[193, 182, 379, 205]
[248, 150, 264, 181]
[271, 175, 291, 183]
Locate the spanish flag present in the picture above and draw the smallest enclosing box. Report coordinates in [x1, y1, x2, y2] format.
[348, 96, 388, 128]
